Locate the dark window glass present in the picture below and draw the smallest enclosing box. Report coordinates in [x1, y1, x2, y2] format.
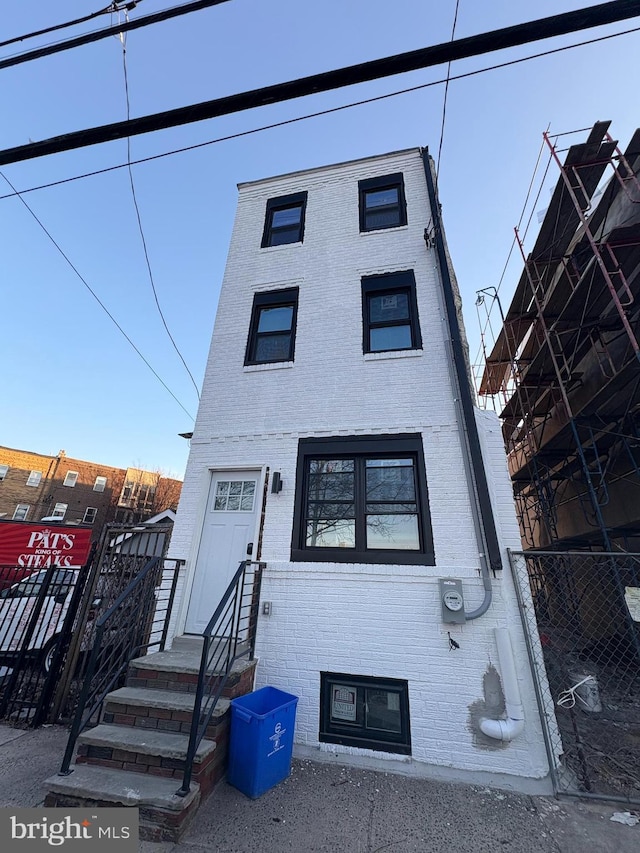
[359, 173, 407, 232]
[245, 288, 299, 365]
[320, 672, 411, 754]
[291, 435, 434, 565]
[362, 271, 422, 354]
[262, 192, 307, 247]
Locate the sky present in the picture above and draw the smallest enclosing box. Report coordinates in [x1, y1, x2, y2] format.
[2, 1, 639, 478]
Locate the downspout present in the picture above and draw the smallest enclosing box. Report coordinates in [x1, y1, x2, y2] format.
[480, 629, 525, 741]
[421, 149, 502, 619]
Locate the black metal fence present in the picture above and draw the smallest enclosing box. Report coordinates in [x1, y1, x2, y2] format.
[0, 556, 94, 726]
[178, 560, 264, 796]
[60, 555, 182, 774]
[510, 550, 640, 803]
[52, 522, 177, 723]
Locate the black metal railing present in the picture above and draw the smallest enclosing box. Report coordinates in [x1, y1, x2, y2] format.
[177, 560, 264, 796]
[59, 556, 183, 774]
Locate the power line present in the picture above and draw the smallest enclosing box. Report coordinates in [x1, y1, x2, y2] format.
[1, 0, 639, 166]
[1, 21, 638, 202]
[0, 0, 231, 70]
[0, 2, 141, 50]
[436, 0, 460, 181]
[0, 169, 195, 421]
[119, 23, 201, 400]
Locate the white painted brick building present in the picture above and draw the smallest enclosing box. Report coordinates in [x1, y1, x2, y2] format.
[169, 148, 550, 788]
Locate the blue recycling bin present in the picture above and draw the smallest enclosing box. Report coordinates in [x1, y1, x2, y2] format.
[227, 686, 298, 799]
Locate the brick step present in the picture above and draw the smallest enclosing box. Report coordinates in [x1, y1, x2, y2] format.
[75, 725, 222, 793]
[103, 686, 230, 742]
[126, 653, 257, 699]
[44, 764, 201, 843]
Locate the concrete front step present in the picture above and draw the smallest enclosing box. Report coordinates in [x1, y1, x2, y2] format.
[103, 686, 230, 741]
[126, 653, 257, 699]
[76, 724, 222, 794]
[44, 764, 201, 843]
[170, 635, 205, 653]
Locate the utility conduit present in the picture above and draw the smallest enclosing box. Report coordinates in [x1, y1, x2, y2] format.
[480, 628, 525, 742]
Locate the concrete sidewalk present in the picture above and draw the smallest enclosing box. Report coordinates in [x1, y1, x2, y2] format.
[0, 725, 638, 852]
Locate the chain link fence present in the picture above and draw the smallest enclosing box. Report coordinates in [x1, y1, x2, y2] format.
[510, 550, 640, 803]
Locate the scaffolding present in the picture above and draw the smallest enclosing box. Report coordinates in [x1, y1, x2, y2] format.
[479, 121, 640, 552]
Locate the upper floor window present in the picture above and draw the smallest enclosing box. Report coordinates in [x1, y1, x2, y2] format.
[52, 503, 67, 520]
[83, 507, 98, 524]
[362, 270, 422, 353]
[0, 464, 8, 481]
[26, 471, 42, 487]
[93, 476, 107, 492]
[245, 288, 299, 365]
[261, 192, 307, 247]
[13, 504, 29, 521]
[359, 173, 407, 232]
[291, 434, 434, 565]
[63, 471, 79, 487]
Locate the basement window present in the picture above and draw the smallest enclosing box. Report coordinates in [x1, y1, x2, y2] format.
[261, 192, 307, 247]
[320, 672, 411, 754]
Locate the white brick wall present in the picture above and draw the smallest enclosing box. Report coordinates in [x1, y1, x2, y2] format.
[169, 149, 549, 784]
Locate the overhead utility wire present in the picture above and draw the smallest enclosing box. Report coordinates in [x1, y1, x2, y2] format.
[436, 0, 460, 180]
[1, 0, 639, 166]
[1, 22, 637, 203]
[0, 0, 231, 69]
[0, 168, 195, 421]
[0, 2, 141, 50]
[118, 22, 201, 400]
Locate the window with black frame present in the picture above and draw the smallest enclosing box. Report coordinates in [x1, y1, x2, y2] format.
[245, 288, 299, 365]
[320, 672, 411, 754]
[362, 270, 422, 353]
[261, 192, 308, 247]
[291, 434, 434, 565]
[358, 173, 407, 232]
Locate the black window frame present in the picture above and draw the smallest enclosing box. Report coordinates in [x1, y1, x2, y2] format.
[245, 287, 299, 366]
[291, 434, 434, 565]
[320, 672, 411, 755]
[358, 173, 407, 233]
[261, 191, 308, 248]
[362, 270, 422, 354]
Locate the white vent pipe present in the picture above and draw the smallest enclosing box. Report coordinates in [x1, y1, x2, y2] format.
[480, 628, 525, 742]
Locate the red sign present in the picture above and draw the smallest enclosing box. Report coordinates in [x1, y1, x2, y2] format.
[0, 521, 92, 568]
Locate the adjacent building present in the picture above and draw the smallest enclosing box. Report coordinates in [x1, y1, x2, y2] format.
[0, 446, 182, 536]
[169, 148, 550, 786]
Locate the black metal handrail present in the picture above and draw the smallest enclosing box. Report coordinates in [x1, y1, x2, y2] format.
[59, 555, 183, 774]
[177, 559, 264, 796]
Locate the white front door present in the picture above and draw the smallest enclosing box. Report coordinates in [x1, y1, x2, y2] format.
[185, 470, 261, 634]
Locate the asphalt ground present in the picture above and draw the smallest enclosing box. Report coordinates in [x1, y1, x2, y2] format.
[0, 724, 638, 852]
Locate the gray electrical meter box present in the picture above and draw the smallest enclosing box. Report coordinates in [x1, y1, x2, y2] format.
[439, 578, 465, 624]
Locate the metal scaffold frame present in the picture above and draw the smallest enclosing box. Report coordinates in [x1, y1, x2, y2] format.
[479, 121, 640, 552]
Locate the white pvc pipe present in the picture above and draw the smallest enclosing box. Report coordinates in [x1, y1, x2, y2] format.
[480, 628, 525, 742]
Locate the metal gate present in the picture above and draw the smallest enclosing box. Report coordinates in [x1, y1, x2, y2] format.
[510, 550, 640, 803]
[0, 552, 94, 726]
[50, 522, 181, 724]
